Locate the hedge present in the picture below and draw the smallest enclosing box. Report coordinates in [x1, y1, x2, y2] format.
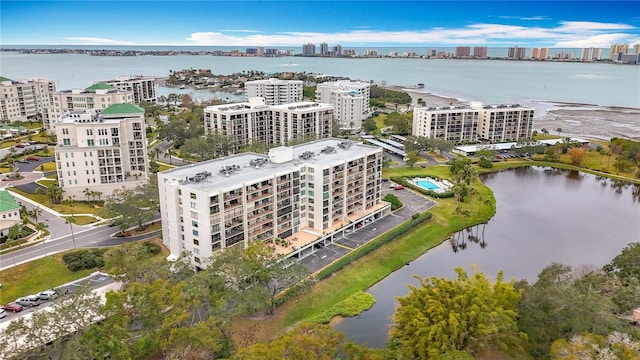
[390, 176, 454, 199]
[62, 249, 105, 272]
[316, 212, 433, 279]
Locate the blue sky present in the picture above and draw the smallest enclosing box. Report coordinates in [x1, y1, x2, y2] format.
[1, 1, 639, 47]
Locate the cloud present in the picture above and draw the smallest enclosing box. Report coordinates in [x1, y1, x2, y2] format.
[64, 37, 137, 45]
[218, 29, 260, 33]
[184, 20, 638, 47]
[498, 15, 549, 21]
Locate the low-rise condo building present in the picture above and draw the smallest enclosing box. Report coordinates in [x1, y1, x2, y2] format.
[0, 190, 21, 239]
[46, 83, 134, 129]
[158, 138, 389, 267]
[0, 77, 56, 123]
[244, 78, 303, 105]
[54, 103, 148, 199]
[316, 80, 371, 131]
[413, 102, 534, 143]
[204, 98, 333, 151]
[101, 76, 157, 104]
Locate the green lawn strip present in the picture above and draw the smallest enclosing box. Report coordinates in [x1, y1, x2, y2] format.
[69, 215, 100, 225]
[309, 291, 376, 324]
[9, 187, 102, 215]
[0, 255, 94, 303]
[38, 161, 57, 172]
[279, 184, 494, 329]
[372, 113, 387, 135]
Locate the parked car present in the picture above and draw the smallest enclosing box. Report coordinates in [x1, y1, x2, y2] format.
[18, 158, 29, 163]
[394, 185, 405, 190]
[1, 303, 24, 312]
[38, 289, 58, 300]
[16, 295, 41, 307]
[26, 156, 39, 161]
[0, 309, 6, 318]
[22, 142, 31, 146]
[15, 143, 25, 148]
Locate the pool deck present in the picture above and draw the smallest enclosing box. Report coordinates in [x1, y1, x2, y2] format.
[410, 176, 452, 193]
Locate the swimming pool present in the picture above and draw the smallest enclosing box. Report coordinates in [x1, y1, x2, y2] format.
[416, 180, 440, 190]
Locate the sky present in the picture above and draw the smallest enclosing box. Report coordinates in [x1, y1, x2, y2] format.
[1, 1, 639, 48]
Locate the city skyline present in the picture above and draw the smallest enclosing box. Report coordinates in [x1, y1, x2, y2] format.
[1, 1, 639, 48]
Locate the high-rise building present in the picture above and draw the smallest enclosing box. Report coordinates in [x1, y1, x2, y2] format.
[158, 138, 390, 267]
[204, 98, 333, 151]
[609, 44, 629, 60]
[245, 78, 303, 105]
[102, 76, 157, 104]
[473, 47, 488, 58]
[0, 77, 56, 123]
[256, 47, 264, 56]
[343, 49, 357, 57]
[331, 44, 342, 57]
[633, 44, 640, 55]
[530, 48, 549, 59]
[581, 48, 603, 61]
[413, 102, 534, 143]
[455, 46, 471, 58]
[46, 83, 134, 130]
[426, 49, 437, 57]
[54, 103, 149, 199]
[316, 80, 371, 131]
[507, 46, 527, 59]
[319, 42, 329, 56]
[302, 43, 316, 55]
[365, 49, 379, 57]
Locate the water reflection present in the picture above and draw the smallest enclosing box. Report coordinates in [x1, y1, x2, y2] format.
[449, 223, 488, 252]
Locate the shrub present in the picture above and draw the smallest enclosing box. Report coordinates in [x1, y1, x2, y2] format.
[62, 249, 105, 272]
[141, 241, 161, 255]
[310, 291, 376, 323]
[412, 213, 421, 220]
[383, 193, 403, 210]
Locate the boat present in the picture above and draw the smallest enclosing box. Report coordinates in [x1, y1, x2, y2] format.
[179, 85, 186, 89]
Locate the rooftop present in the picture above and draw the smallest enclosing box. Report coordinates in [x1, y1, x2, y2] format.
[85, 83, 116, 91]
[100, 103, 145, 115]
[161, 138, 380, 192]
[0, 76, 14, 82]
[0, 190, 20, 213]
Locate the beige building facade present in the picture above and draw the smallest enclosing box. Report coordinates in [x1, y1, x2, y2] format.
[54, 103, 148, 199]
[46, 83, 134, 129]
[204, 98, 333, 151]
[316, 80, 371, 131]
[413, 102, 534, 143]
[0, 77, 56, 123]
[102, 76, 157, 104]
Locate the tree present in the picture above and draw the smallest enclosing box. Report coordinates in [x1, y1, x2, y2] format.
[83, 188, 92, 202]
[603, 242, 640, 281]
[544, 148, 560, 162]
[101, 180, 159, 231]
[7, 223, 22, 243]
[149, 159, 160, 173]
[48, 184, 64, 204]
[384, 111, 412, 134]
[550, 332, 640, 360]
[404, 150, 421, 167]
[566, 147, 587, 166]
[556, 127, 563, 136]
[390, 268, 525, 359]
[517, 263, 629, 358]
[233, 323, 346, 360]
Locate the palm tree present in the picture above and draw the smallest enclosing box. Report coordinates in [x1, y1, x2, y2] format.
[94, 191, 102, 203]
[35, 222, 47, 256]
[65, 216, 77, 249]
[83, 188, 92, 202]
[556, 127, 563, 137]
[29, 206, 42, 224]
[48, 184, 64, 204]
[7, 223, 22, 245]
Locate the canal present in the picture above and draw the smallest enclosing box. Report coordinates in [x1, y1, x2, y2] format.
[333, 166, 640, 348]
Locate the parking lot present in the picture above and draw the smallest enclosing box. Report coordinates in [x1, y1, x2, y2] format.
[0, 272, 114, 323]
[300, 187, 436, 274]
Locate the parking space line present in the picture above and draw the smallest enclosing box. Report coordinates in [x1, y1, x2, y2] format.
[333, 242, 354, 251]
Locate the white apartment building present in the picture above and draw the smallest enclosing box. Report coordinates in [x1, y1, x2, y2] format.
[413, 102, 534, 143]
[581, 48, 603, 61]
[102, 76, 157, 104]
[0, 77, 56, 123]
[244, 78, 303, 105]
[204, 97, 333, 151]
[54, 103, 148, 199]
[46, 83, 134, 130]
[316, 80, 371, 131]
[158, 138, 390, 267]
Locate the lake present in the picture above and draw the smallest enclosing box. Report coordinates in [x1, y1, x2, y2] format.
[333, 167, 640, 348]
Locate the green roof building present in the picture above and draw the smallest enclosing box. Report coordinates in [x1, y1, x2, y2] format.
[0, 190, 21, 237]
[100, 103, 145, 115]
[85, 83, 116, 91]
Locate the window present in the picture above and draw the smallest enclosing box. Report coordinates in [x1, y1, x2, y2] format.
[191, 202, 197, 209]
[193, 239, 200, 246]
[191, 220, 198, 228]
[63, 139, 71, 146]
[62, 128, 69, 135]
[86, 129, 93, 136]
[190, 193, 197, 199]
[87, 139, 94, 146]
[192, 229, 199, 236]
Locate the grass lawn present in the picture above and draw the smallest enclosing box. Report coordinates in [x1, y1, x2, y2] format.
[0, 255, 94, 303]
[233, 165, 495, 345]
[69, 215, 100, 225]
[158, 163, 175, 171]
[9, 187, 103, 215]
[372, 113, 387, 135]
[38, 161, 57, 172]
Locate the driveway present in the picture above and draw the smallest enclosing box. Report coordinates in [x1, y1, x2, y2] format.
[14, 156, 54, 172]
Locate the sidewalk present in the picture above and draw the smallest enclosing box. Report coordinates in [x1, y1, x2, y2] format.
[7, 190, 106, 225]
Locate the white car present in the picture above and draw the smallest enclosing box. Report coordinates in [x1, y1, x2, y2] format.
[38, 289, 58, 300]
[0, 308, 6, 318]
